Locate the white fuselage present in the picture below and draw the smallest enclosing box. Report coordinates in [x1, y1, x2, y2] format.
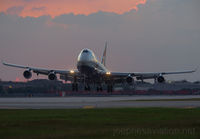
[77, 49, 107, 76]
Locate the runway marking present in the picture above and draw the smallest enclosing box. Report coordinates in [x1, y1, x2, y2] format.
[184, 106, 196, 109]
[83, 105, 95, 109]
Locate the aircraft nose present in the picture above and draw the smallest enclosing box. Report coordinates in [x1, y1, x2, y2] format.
[82, 49, 89, 53]
[78, 48, 96, 62]
[79, 51, 90, 62]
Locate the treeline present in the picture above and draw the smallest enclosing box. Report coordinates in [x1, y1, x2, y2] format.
[0, 80, 70, 95]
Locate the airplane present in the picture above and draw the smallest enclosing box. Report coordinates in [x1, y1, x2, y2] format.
[2, 43, 196, 92]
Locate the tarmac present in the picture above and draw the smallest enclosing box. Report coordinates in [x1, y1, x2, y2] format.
[0, 95, 200, 109]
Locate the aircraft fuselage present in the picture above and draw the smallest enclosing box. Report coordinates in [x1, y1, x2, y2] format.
[77, 49, 107, 78]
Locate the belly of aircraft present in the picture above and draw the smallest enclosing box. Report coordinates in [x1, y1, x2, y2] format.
[77, 61, 97, 77]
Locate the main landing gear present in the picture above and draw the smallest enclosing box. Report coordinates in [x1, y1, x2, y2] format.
[96, 86, 103, 92]
[72, 83, 78, 91]
[107, 84, 113, 92]
[84, 84, 91, 91]
[71, 83, 113, 92]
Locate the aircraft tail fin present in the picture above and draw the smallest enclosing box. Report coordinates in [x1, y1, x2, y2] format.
[101, 42, 107, 67]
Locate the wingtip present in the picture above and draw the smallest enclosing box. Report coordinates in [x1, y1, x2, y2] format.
[1, 60, 5, 65]
[1, 60, 7, 66]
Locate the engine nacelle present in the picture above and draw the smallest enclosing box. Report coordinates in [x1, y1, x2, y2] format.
[126, 75, 134, 84]
[157, 76, 165, 83]
[48, 72, 57, 80]
[23, 70, 32, 79]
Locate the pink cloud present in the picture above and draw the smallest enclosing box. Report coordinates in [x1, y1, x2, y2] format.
[0, 0, 146, 17]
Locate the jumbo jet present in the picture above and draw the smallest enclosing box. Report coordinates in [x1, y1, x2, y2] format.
[2, 43, 196, 92]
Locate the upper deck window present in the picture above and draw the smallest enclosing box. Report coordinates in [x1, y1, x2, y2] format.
[83, 49, 89, 53]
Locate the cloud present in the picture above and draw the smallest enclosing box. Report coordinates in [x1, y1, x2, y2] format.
[6, 6, 24, 15]
[31, 7, 46, 12]
[0, 0, 146, 17]
[53, 11, 123, 29]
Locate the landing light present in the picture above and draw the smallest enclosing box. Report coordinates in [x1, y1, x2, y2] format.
[106, 72, 111, 75]
[70, 70, 75, 74]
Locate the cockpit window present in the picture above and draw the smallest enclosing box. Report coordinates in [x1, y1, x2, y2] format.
[83, 49, 89, 53]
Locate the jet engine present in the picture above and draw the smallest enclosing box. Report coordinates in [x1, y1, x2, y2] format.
[23, 70, 32, 79]
[126, 75, 134, 84]
[157, 76, 165, 83]
[48, 72, 57, 80]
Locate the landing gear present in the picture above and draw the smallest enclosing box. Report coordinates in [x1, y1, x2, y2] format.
[84, 84, 91, 91]
[72, 83, 78, 91]
[107, 84, 113, 92]
[72, 76, 78, 91]
[96, 86, 103, 92]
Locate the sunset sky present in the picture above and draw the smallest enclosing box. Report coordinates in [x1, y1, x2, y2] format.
[0, 0, 200, 82]
[0, 0, 146, 17]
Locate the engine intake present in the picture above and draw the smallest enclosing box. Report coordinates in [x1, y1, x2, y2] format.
[23, 70, 32, 79]
[48, 72, 57, 80]
[157, 76, 165, 83]
[126, 75, 134, 84]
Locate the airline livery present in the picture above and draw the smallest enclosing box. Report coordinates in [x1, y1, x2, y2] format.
[2, 43, 196, 92]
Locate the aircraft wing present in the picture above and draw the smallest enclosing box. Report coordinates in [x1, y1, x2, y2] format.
[2, 62, 79, 80]
[110, 69, 196, 80]
[2, 61, 196, 82]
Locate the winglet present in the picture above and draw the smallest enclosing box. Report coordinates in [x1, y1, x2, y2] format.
[2, 61, 9, 66]
[1, 60, 5, 65]
[101, 42, 107, 67]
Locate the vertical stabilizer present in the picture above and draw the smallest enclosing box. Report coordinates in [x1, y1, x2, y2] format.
[101, 42, 107, 67]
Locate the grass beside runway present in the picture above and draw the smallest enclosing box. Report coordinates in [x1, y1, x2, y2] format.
[0, 108, 199, 139]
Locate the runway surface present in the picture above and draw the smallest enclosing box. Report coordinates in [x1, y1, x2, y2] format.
[0, 95, 200, 109]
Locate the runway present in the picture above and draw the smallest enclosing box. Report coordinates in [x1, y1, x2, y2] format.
[0, 95, 200, 109]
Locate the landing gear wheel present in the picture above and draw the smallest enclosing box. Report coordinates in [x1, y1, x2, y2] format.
[107, 85, 113, 93]
[84, 86, 87, 91]
[96, 87, 99, 92]
[84, 85, 91, 91]
[72, 83, 78, 91]
[97, 86, 103, 92]
[75, 83, 78, 91]
[100, 87, 103, 92]
[72, 84, 75, 91]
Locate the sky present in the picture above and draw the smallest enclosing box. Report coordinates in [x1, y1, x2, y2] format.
[0, 0, 146, 17]
[0, 0, 200, 82]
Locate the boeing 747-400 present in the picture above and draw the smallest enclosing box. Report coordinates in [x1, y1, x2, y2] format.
[3, 43, 196, 92]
